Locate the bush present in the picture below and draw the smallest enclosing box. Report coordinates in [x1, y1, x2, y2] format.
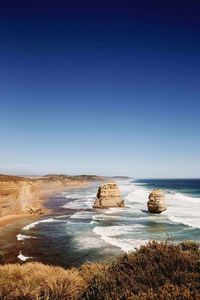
[0, 241, 199, 299]
[83, 241, 200, 300]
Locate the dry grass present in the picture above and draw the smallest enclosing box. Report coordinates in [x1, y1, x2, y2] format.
[0, 262, 86, 300]
[0, 241, 199, 299]
[79, 262, 108, 283]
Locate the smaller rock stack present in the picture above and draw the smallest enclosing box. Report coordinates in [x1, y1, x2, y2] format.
[93, 182, 125, 208]
[147, 190, 167, 213]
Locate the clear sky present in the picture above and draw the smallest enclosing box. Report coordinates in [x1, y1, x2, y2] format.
[0, 1, 200, 178]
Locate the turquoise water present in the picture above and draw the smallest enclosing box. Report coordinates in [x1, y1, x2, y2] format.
[7, 179, 200, 267]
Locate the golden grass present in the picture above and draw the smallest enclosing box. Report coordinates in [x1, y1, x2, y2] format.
[0, 263, 86, 300]
[0, 241, 199, 299]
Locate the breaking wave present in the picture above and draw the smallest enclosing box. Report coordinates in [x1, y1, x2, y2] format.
[93, 224, 147, 252]
[22, 218, 67, 231]
[17, 251, 32, 261]
[17, 234, 36, 241]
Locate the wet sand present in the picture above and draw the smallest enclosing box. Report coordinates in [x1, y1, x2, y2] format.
[0, 214, 28, 230]
[0, 215, 40, 263]
[0, 181, 89, 230]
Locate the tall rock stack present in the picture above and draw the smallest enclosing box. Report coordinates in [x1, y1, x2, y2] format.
[147, 190, 167, 213]
[93, 182, 125, 208]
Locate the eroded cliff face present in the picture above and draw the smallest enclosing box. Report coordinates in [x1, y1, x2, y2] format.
[0, 177, 41, 216]
[0, 181, 21, 215]
[0, 174, 102, 217]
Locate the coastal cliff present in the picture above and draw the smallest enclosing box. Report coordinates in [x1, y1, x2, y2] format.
[0, 174, 103, 217]
[0, 176, 35, 216]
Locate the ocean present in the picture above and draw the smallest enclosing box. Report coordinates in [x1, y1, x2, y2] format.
[1, 179, 200, 267]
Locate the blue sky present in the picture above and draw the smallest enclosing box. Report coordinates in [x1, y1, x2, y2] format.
[0, 1, 200, 177]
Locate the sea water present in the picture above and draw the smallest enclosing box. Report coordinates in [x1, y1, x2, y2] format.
[15, 179, 200, 267]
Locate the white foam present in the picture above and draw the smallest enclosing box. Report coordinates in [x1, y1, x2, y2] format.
[104, 238, 148, 252]
[90, 220, 98, 225]
[22, 218, 67, 231]
[93, 224, 145, 236]
[63, 200, 92, 209]
[104, 207, 126, 215]
[54, 215, 69, 219]
[125, 188, 149, 204]
[74, 236, 106, 249]
[70, 211, 94, 219]
[63, 193, 83, 199]
[23, 221, 41, 231]
[117, 180, 136, 194]
[17, 234, 36, 241]
[18, 251, 32, 261]
[93, 225, 147, 252]
[165, 192, 200, 229]
[63, 193, 95, 209]
[63, 192, 96, 199]
[169, 216, 200, 229]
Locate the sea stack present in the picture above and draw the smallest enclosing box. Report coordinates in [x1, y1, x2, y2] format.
[93, 182, 125, 208]
[147, 189, 167, 213]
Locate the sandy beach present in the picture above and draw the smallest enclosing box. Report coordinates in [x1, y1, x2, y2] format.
[0, 184, 85, 232]
[0, 175, 102, 233]
[0, 214, 28, 230]
[0, 175, 104, 265]
[0, 186, 86, 264]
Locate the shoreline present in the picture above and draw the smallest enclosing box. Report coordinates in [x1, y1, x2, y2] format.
[0, 214, 30, 230]
[0, 181, 94, 264]
[1, 178, 200, 266]
[0, 178, 94, 232]
[0, 174, 104, 219]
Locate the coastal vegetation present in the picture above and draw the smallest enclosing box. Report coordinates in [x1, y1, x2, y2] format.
[0, 241, 199, 299]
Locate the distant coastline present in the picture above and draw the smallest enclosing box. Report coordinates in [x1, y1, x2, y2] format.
[0, 174, 105, 226]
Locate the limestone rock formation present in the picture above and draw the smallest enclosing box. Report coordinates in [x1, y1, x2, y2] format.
[93, 182, 125, 208]
[147, 189, 167, 213]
